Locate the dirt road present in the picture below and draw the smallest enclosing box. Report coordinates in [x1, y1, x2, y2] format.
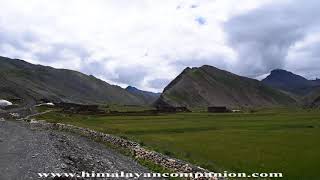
[0, 120, 153, 180]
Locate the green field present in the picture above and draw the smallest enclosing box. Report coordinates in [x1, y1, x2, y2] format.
[35, 108, 320, 180]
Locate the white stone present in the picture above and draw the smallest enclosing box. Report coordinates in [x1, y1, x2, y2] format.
[35, 102, 55, 107]
[45, 102, 55, 106]
[10, 113, 20, 118]
[0, 100, 13, 107]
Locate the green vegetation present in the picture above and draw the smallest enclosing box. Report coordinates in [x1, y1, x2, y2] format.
[35, 107, 320, 180]
[136, 159, 183, 180]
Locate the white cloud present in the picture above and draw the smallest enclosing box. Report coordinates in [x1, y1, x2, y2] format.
[0, 0, 319, 92]
[286, 31, 320, 79]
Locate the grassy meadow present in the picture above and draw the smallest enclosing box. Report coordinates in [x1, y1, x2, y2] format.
[35, 107, 320, 180]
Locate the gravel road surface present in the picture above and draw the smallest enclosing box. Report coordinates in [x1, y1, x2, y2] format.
[0, 120, 154, 180]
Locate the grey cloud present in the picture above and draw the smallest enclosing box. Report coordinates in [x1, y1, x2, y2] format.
[81, 62, 167, 90]
[170, 56, 229, 72]
[34, 43, 91, 63]
[110, 66, 148, 87]
[0, 29, 38, 52]
[296, 39, 320, 58]
[0, 28, 90, 65]
[224, 0, 320, 77]
[0, 26, 146, 88]
[195, 16, 206, 25]
[147, 78, 171, 91]
[80, 61, 109, 76]
[287, 39, 320, 79]
[2, 0, 320, 92]
[190, 4, 198, 9]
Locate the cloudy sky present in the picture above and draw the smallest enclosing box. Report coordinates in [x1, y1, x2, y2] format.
[0, 0, 319, 92]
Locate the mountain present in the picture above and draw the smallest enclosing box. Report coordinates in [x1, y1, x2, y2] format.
[262, 69, 319, 95]
[303, 87, 320, 108]
[312, 96, 320, 107]
[311, 79, 320, 86]
[0, 56, 145, 106]
[125, 86, 160, 105]
[155, 65, 296, 108]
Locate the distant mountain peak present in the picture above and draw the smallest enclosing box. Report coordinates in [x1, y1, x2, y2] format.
[125, 86, 160, 105]
[126, 86, 139, 91]
[269, 69, 306, 78]
[271, 69, 288, 72]
[262, 69, 315, 95]
[126, 86, 159, 94]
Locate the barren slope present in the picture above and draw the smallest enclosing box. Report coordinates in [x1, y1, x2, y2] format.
[156, 65, 296, 108]
[0, 56, 144, 106]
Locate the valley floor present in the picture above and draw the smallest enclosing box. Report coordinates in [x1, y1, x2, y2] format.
[34, 107, 320, 180]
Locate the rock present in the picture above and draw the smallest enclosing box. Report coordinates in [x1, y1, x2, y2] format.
[60, 163, 67, 169]
[0, 99, 13, 107]
[10, 113, 20, 118]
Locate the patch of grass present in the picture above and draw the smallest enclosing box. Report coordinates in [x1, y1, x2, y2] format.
[163, 150, 174, 156]
[137, 159, 185, 180]
[34, 108, 320, 180]
[35, 105, 58, 113]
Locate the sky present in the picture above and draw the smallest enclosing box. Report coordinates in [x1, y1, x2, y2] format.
[0, 0, 319, 92]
